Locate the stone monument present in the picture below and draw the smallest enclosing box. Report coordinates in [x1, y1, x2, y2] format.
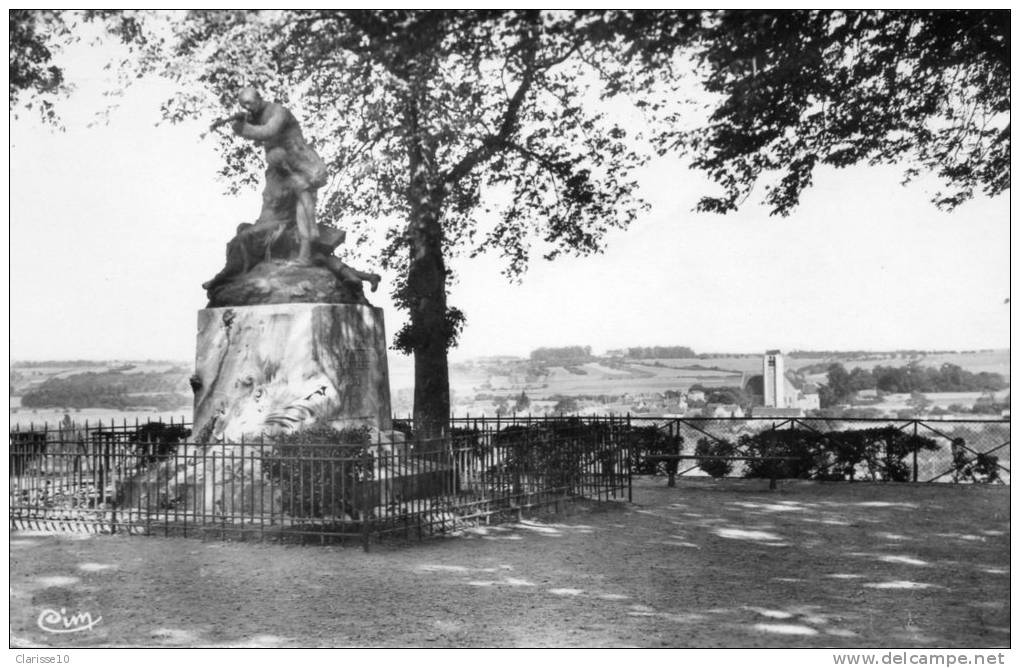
[128, 88, 403, 518]
[191, 87, 391, 443]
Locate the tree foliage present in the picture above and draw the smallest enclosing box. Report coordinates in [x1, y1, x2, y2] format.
[9, 10, 67, 123]
[649, 10, 1010, 214]
[553, 396, 579, 414]
[529, 345, 594, 364]
[823, 361, 1007, 405]
[626, 346, 696, 359]
[694, 426, 943, 482]
[9, 10, 145, 125]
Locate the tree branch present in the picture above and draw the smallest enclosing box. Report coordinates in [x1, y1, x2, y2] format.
[442, 33, 540, 187]
[504, 140, 564, 176]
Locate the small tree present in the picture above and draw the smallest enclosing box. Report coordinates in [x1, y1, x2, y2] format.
[950, 438, 1001, 484]
[553, 396, 579, 415]
[740, 428, 828, 480]
[264, 425, 373, 519]
[908, 392, 931, 410]
[694, 437, 736, 478]
[629, 426, 680, 476]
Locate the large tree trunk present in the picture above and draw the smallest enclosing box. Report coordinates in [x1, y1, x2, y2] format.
[407, 209, 450, 441]
[406, 103, 450, 441]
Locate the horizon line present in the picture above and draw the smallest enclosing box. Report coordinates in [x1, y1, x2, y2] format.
[9, 346, 1011, 364]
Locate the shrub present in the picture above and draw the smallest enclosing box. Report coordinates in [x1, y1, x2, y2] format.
[694, 437, 736, 477]
[130, 422, 191, 469]
[264, 425, 373, 518]
[822, 429, 882, 481]
[487, 418, 623, 494]
[950, 438, 1001, 483]
[871, 429, 938, 481]
[629, 425, 681, 475]
[739, 428, 829, 480]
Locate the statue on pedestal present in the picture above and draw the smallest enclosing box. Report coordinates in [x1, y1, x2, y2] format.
[203, 87, 380, 307]
[130, 88, 399, 520]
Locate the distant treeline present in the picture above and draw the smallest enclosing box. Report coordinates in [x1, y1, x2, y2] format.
[12, 359, 187, 368]
[788, 349, 996, 359]
[822, 362, 1007, 406]
[529, 346, 593, 363]
[20, 370, 190, 410]
[626, 346, 696, 359]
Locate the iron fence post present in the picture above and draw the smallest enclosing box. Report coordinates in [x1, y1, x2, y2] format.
[912, 420, 919, 482]
[105, 436, 116, 535]
[361, 451, 372, 552]
[668, 421, 678, 488]
[626, 414, 633, 502]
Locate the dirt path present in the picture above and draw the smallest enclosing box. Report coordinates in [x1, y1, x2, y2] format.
[10, 478, 1009, 647]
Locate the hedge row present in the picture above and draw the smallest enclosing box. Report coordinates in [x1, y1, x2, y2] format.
[692, 427, 1001, 483]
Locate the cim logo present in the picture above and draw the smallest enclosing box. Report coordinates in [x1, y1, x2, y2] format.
[37, 608, 102, 634]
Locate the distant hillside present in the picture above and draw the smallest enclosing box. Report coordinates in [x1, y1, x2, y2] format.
[20, 369, 190, 411]
[9, 350, 1008, 419]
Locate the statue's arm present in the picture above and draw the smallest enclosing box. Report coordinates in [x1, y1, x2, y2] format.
[235, 105, 288, 141]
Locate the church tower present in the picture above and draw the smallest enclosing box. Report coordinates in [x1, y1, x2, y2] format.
[763, 349, 785, 408]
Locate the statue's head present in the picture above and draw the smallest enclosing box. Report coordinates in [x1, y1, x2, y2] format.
[238, 87, 264, 114]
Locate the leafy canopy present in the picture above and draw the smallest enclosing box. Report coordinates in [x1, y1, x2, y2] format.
[646, 10, 1009, 215]
[13, 10, 1007, 227]
[101, 10, 671, 284]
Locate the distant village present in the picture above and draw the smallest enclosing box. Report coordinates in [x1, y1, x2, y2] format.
[438, 350, 823, 419]
[422, 348, 1010, 421]
[635, 350, 822, 419]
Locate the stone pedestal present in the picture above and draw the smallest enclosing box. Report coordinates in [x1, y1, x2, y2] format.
[191, 303, 392, 443]
[126, 303, 398, 519]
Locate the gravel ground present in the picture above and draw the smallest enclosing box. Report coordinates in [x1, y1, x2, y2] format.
[9, 477, 1009, 648]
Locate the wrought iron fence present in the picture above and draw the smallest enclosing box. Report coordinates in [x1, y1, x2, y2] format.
[8, 415, 1008, 549]
[9, 416, 631, 549]
[623, 416, 1010, 485]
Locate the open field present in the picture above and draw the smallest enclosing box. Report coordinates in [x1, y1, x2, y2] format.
[9, 407, 192, 430]
[10, 478, 1008, 648]
[11, 362, 188, 392]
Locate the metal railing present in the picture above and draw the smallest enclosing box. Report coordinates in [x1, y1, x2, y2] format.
[9, 416, 632, 549]
[8, 415, 1008, 550]
[624, 416, 1010, 484]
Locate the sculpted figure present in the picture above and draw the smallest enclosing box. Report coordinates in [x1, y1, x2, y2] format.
[202, 86, 381, 306]
[232, 87, 328, 266]
[318, 254, 381, 294]
[202, 222, 380, 296]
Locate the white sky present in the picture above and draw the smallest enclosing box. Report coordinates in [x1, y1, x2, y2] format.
[8, 30, 1012, 363]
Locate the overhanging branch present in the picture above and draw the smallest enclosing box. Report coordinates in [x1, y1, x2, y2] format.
[441, 34, 540, 187]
